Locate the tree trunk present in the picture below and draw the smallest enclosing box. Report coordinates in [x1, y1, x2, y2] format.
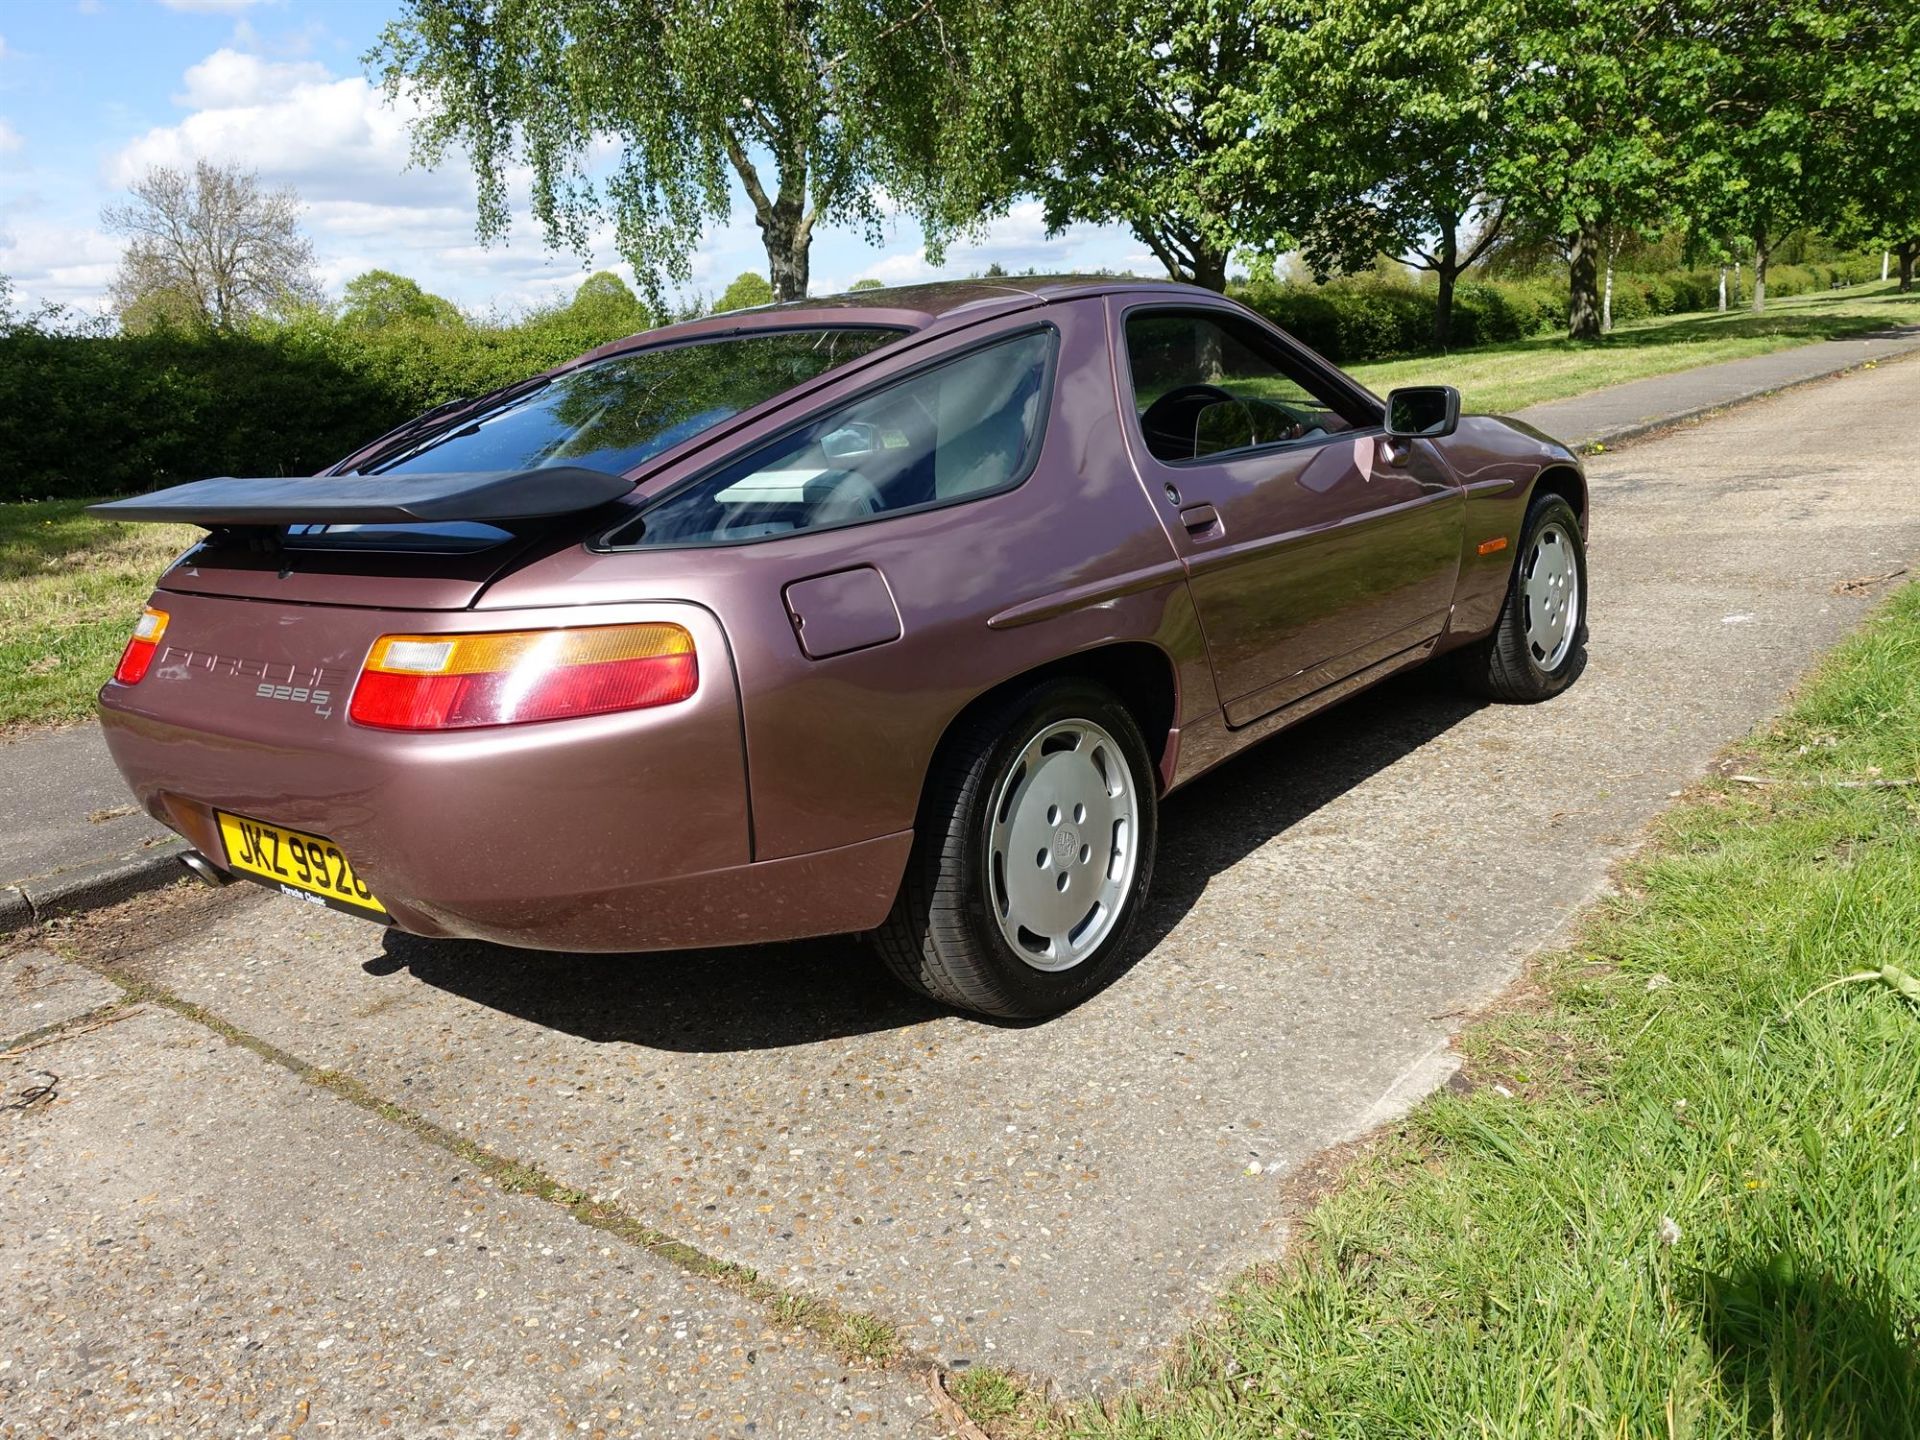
[1899, 241, 1917, 294]
[1750, 233, 1769, 314]
[760, 200, 811, 302]
[1190, 245, 1229, 294]
[1433, 264, 1459, 350]
[1567, 224, 1602, 340]
[1602, 255, 1614, 333]
[1885, 250, 1892, 283]
[1431, 214, 1460, 350]
[1718, 266, 1728, 311]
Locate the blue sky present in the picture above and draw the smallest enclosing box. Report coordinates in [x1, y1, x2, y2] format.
[0, 0, 1153, 319]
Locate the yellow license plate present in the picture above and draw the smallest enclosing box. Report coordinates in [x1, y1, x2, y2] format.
[215, 811, 388, 920]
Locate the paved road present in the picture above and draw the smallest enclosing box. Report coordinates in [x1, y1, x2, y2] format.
[7, 355, 1920, 1432]
[1510, 314, 1920, 447]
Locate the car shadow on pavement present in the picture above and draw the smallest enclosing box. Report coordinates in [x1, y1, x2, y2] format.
[373, 667, 1483, 1052]
[1132, 668, 1483, 957]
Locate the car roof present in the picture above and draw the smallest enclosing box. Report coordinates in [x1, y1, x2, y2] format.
[574, 275, 1210, 365]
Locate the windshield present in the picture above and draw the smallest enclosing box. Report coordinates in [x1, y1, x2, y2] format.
[361, 327, 903, 477]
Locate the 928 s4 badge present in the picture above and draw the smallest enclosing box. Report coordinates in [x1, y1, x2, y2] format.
[255, 681, 334, 717]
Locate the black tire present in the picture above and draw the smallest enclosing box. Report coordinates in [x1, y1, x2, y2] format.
[1454, 492, 1588, 703]
[873, 679, 1158, 1019]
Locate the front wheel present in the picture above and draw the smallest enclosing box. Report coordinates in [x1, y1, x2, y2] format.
[874, 680, 1158, 1019]
[1455, 492, 1588, 702]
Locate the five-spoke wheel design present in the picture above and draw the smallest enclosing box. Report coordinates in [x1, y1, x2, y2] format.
[986, 718, 1139, 971]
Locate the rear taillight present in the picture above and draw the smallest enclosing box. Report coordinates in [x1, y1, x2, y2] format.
[348, 623, 697, 731]
[112, 607, 169, 685]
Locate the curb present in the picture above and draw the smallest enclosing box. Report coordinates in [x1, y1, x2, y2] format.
[1, 840, 191, 934]
[1552, 337, 1920, 453]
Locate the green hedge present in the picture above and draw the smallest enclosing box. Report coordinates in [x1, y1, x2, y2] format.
[1233, 255, 1885, 366]
[0, 253, 1889, 502]
[0, 306, 657, 503]
[1233, 275, 1568, 362]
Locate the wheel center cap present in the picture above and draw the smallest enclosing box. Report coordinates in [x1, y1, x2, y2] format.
[1052, 826, 1080, 864]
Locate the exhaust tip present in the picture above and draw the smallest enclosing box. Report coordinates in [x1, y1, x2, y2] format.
[180, 851, 233, 888]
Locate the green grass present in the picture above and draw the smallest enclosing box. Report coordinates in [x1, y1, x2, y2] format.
[962, 582, 1920, 1439]
[0, 498, 196, 731]
[1349, 281, 1920, 414]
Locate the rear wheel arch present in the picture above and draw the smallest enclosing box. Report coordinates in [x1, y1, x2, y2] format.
[918, 641, 1179, 814]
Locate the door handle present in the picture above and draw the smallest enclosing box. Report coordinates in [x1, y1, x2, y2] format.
[1179, 503, 1223, 540]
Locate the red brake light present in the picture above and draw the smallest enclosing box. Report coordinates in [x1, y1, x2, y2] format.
[113, 607, 169, 685]
[348, 623, 697, 731]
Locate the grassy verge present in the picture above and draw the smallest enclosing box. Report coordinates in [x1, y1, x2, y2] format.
[964, 581, 1920, 1438]
[0, 498, 197, 732]
[1349, 281, 1920, 414]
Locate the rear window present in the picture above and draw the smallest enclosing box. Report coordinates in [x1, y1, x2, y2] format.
[361, 327, 902, 478]
[620, 328, 1054, 548]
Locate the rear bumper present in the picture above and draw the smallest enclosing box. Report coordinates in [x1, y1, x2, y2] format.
[97, 593, 908, 952]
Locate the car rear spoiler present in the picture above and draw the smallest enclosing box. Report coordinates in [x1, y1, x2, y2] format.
[86, 467, 636, 529]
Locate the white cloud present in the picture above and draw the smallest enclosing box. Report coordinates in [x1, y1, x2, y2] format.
[12, 35, 1141, 320]
[0, 120, 22, 156]
[0, 211, 121, 313]
[173, 48, 330, 110]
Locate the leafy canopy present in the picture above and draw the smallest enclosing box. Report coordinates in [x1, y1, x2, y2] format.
[341, 269, 464, 329]
[977, 0, 1310, 290]
[716, 271, 776, 311]
[369, 0, 976, 302]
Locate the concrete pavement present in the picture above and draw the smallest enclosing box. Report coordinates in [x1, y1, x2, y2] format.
[0, 724, 181, 930]
[1, 948, 932, 1438]
[7, 352, 1920, 1432]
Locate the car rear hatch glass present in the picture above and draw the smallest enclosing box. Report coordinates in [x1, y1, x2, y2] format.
[111, 324, 904, 610]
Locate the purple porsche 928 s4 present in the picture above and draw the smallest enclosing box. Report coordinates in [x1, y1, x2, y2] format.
[94, 276, 1588, 1019]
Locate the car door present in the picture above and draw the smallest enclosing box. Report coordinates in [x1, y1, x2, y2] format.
[1114, 302, 1464, 727]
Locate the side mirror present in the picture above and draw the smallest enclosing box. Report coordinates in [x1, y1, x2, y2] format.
[1384, 385, 1462, 440]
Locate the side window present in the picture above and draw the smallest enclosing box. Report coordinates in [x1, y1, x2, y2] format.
[1124, 311, 1359, 464]
[630, 330, 1053, 547]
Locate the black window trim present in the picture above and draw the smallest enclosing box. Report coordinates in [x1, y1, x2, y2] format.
[1116, 299, 1387, 472]
[594, 320, 1062, 552]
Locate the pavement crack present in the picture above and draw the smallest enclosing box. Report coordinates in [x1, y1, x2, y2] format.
[1, 998, 139, 1058]
[40, 937, 947, 1385]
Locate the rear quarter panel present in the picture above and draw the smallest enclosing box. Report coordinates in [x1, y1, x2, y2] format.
[477, 296, 1217, 861]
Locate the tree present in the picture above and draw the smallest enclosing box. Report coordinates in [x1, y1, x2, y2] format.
[1487, 0, 1680, 339]
[1276, 0, 1521, 347]
[717, 271, 775, 311]
[848, 277, 885, 290]
[103, 160, 322, 330]
[1826, 4, 1920, 293]
[341, 269, 463, 328]
[988, 0, 1302, 291]
[369, 0, 969, 304]
[1669, 3, 1867, 313]
[567, 269, 651, 328]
